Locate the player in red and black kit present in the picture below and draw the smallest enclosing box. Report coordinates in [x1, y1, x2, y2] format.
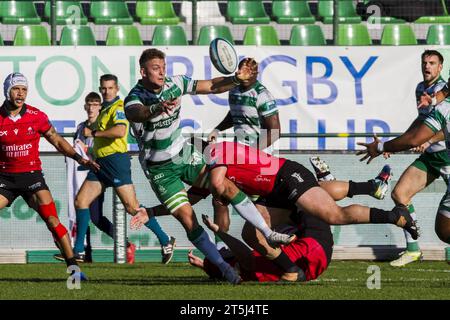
[206, 142, 418, 239]
[188, 211, 332, 282]
[0, 73, 99, 279]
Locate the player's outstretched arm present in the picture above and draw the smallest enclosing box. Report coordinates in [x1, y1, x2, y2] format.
[125, 99, 178, 123]
[418, 84, 449, 109]
[195, 58, 258, 94]
[357, 124, 435, 164]
[44, 126, 100, 171]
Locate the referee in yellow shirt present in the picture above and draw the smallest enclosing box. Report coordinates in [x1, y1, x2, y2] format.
[73, 74, 175, 264]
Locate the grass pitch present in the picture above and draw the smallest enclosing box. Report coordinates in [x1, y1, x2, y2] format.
[0, 261, 448, 300]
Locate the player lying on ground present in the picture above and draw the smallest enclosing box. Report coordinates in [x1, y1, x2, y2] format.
[205, 142, 417, 236]
[188, 210, 332, 283]
[131, 142, 417, 281]
[0, 73, 99, 280]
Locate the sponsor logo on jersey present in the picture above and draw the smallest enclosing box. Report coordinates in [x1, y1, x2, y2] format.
[291, 172, 304, 183]
[2, 143, 32, 158]
[0, 131, 7, 136]
[27, 127, 35, 135]
[116, 110, 126, 120]
[26, 109, 38, 115]
[153, 173, 164, 180]
[13, 129, 18, 135]
[0, 184, 6, 188]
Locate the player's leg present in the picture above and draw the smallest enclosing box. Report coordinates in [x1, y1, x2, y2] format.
[171, 200, 240, 284]
[282, 161, 418, 237]
[29, 189, 86, 278]
[209, 166, 294, 245]
[319, 165, 393, 201]
[212, 198, 230, 251]
[390, 161, 436, 266]
[74, 179, 103, 255]
[436, 191, 450, 263]
[202, 214, 254, 272]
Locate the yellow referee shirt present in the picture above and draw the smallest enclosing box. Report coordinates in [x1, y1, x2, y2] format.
[93, 96, 129, 158]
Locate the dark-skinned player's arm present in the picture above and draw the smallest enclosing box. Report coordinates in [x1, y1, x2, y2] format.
[44, 126, 100, 171]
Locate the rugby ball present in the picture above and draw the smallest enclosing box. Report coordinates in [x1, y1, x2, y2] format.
[209, 38, 238, 75]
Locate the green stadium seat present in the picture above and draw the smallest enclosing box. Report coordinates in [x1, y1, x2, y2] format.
[106, 26, 143, 46]
[227, 1, 270, 24]
[90, 1, 133, 25]
[0, 1, 41, 25]
[290, 25, 326, 45]
[60, 26, 96, 46]
[243, 26, 280, 45]
[180, 1, 225, 25]
[318, 0, 362, 24]
[44, 1, 88, 25]
[197, 26, 234, 45]
[14, 26, 50, 46]
[381, 24, 417, 45]
[272, 1, 315, 24]
[416, 16, 450, 24]
[426, 25, 450, 45]
[152, 25, 188, 45]
[0, 33, 3, 46]
[337, 24, 372, 45]
[367, 16, 406, 24]
[136, 1, 180, 25]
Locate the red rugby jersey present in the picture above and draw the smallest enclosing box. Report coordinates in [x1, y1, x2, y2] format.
[0, 103, 52, 173]
[207, 142, 286, 196]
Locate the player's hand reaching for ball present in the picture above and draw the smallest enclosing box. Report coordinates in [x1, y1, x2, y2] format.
[235, 58, 258, 84]
[356, 134, 383, 164]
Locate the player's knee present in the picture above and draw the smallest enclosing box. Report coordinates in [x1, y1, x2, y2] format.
[74, 196, 86, 209]
[324, 208, 347, 225]
[435, 222, 450, 244]
[391, 188, 408, 205]
[46, 215, 59, 228]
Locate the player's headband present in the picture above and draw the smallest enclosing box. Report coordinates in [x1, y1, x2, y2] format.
[4, 72, 28, 99]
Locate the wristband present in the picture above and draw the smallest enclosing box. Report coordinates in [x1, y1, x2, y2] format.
[431, 96, 437, 106]
[148, 103, 162, 115]
[376, 141, 384, 153]
[72, 153, 83, 163]
[231, 75, 241, 86]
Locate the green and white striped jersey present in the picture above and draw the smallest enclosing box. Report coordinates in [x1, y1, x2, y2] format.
[228, 81, 278, 146]
[124, 76, 197, 164]
[424, 103, 450, 175]
[415, 77, 447, 153]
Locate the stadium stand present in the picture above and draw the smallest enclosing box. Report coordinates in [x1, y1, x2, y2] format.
[381, 24, 418, 45]
[226, 0, 271, 24]
[198, 25, 235, 45]
[13, 25, 50, 46]
[180, 1, 226, 25]
[272, 0, 316, 24]
[90, 1, 133, 25]
[106, 25, 143, 46]
[337, 23, 372, 45]
[426, 24, 450, 44]
[290, 24, 326, 45]
[136, 1, 180, 25]
[152, 25, 188, 45]
[243, 25, 280, 45]
[318, 0, 362, 24]
[60, 25, 97, 45]
[44, 1, 88, 25]
[0, 1, 448, 45]
[0, 1, 41, 25]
